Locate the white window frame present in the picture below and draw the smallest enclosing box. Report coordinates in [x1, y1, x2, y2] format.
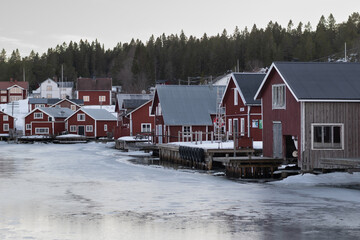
[35, 104, 45, 108]
[77, 113, 85, 121]
[272, 84, 286, 109]
[182, 126, 191, 136]
[240, 118, 245, 136]
[26, 124, 31, 130]
[83, 96, 90, 102]
[104, 124, 108, 132]
[70, 125, 76, 132]
[228, 119, 232, 134]
[99, 96, 106, 102]
[141, 123, 152, 133]
[46, 85, 52, 91]
[3, 115, 8, 121]
[233, 119, 239, 135]
[9, 87, 22, 94]
[86, 125, 93, 132]
[234, 88, 238, 106]
[3, 123, 9, 132]
[1, 96, 7, 102]
[47, 94, 52, 98]
[34, 112, 43, 119]
[35, 128, 49, 134]
[0, 90, 6, 94]
[71, 105, 76, 111]
[311, 123, 344, 150]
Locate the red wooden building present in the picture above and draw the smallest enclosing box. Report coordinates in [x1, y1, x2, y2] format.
[117, 100, 154, 138]
[65, 108, 117, 138]
[0, 80, 28, 103]
[255, 62, 360, 170]
[0, 111, 14, 137]
[220, 73, 265, 145]
[76, 78, 112, 105]
[151, 85, 225, 144]
[24, 107, 74, 136]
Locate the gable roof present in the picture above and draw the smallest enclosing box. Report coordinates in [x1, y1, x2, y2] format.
[38, 107, 74, 118]
[0, 110, 13, 118]
[255, 62, 360, 101]
[50, 98, 84, 107]
[115, 93, 153, 111]
[76, 78, 112, 91]
[126, 99, 152, 116]
[123, 99, 149, 109]
[230, 73, 265, 105]
[155, 85, 225, 126]
[0, 81, 29, 90]
[81, 108, 117, 121]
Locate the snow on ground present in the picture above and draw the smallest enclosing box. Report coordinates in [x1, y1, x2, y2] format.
[0, 99, 28, 131]
[168, 140, 263, 149]
[118, 136, 151, 141]
[56, 134, 85, 139]
[271, 172, 360, 186]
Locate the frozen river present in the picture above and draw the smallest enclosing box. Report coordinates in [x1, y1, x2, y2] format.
[0, 142, 359, 239]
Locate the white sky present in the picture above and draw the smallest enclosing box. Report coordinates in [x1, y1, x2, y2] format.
[0, 0, 358, 56]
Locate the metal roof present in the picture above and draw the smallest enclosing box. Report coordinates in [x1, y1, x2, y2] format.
[156, 85, 225, 126]
[38, 107, 74, 118]
[116, 93, 153, 110]
[81, 108, 117, 120]
[29, 98, 61, 104]
[123, 99, 149, 109]
[268, 62, 360, 101]
[58, 82, 74, 88]
[232, 73, 265, 105]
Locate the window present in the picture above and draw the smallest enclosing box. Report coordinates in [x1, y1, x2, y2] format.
[71, 105, 76, 111]
[86, 125, 93, 132]
[35, 104, 45, 108]
[234, 89, 238, 106]
[99, 96, 106, 102]
[70, 125, 76, 132]
[46, 85, 52, 91]
[141, 123, 151, 133]
[233, 119, 239, 135]
[156, 103, 162, 115]
[252, 119, 259, 128]
[0, 90, 6, 94]
[9, 96, 22, 102]
[77, 114, 85, 121]
[1, 96, 7, 102]
[83, 96, 90, 102]
[149, 106, 154, 116]
[9, 87, 22, 93]
[26, 124, 31, 130]
[34, 112, 43, 119]
[48, 117, 53, 122]
[183, 126, 191, 136]
[240, 118, 245, 136]
[35, 128, 49, 134]
[272, 84, 286, 109]
[104, 124, 108, 131]
[47, 94, 52, 98]
[3, 115, 8, 121]
[312, 124, 343, 150]
[228, 119, 232, 134]
[3, 124, 9, 132]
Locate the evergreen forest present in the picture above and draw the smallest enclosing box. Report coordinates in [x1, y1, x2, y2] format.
[0, 13, 359, 93]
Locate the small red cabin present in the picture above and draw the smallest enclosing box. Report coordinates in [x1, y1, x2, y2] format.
[24, 107, 74, 135]
[65, 108, 117, 138]
[0, 80, 28, 103]
[0, 111, 15, 136]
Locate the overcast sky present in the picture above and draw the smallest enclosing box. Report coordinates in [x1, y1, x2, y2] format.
[0, 0, 358, 57]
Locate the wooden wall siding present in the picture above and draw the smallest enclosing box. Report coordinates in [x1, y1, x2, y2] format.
[130, 101, 155, 137]
[303, 102, 360, 170]
[261, 70, 301, 159]
[78, 91, 111, 105]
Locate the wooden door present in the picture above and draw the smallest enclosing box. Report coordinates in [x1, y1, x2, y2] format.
[273, 122, 282, 159]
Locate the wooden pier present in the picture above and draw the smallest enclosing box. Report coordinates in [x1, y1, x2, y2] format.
[158, 143, 283, 178]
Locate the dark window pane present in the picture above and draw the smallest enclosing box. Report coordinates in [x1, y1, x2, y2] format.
[323, 126, 331, 143]
[314, 126, 322, 143]
[333, 126, 341, 143]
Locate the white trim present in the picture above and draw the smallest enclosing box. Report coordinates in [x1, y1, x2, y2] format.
[77, 113, 85, 121]
[301, 102, 305, 155]
[70, 125, 76, 132]
[272, 84, 286, 109]
[125, 99, 153, 118]
[300, 99, 360, 102]
[3, 123, 9, 132]
[141, 123, 152, 133]
[86, 125, 93, 132]
[49, 98, 82, 108]
[34, 112, 43, 119]
[35, 127, 49, 134]
[26, 124, 31, 130]
[7, 84, 25, 90]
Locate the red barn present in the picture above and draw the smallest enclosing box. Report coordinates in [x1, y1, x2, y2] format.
[0, 111, 14, 137]
[76, 78, 112, 105]
[0, 80, 28, 103]
[151, 85, 225, 144]
[255, 62, 360, 170]
[220, 73, 265, 146]
[24, 107, 74, 136]
[65, 108, 117, 138]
